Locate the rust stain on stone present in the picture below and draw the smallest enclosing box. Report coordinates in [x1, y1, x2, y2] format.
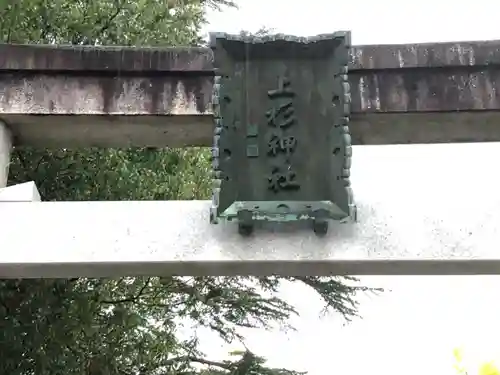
[140, 78, 161, 114]
[349, 65, 500, 113]
[0, 53, 500, 117]
[0, 68, 500, 116]
[162, 77, 212, 115]
[99, 77, 115, 114]
[0, 74, 212, 116]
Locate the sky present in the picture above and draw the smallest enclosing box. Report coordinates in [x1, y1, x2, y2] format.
[188, 276, 500, 375]
[203, 0, 500, 45]
[197, 2, 500, 375]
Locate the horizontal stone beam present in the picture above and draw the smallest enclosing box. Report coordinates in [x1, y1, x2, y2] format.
[1, 142, 499, 278]
[2, 258, 500, 278]
[1, 40, 500, 147]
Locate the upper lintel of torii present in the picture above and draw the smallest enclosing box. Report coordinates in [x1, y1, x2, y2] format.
[0, 39, 498, 147]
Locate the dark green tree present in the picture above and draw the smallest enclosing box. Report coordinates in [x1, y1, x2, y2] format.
[2, 1, 382, 374]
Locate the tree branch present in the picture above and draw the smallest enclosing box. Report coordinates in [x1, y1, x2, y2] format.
[162, 355, 231, 370]
[96, 0, 123, 38]
[99, 277, 151, 304]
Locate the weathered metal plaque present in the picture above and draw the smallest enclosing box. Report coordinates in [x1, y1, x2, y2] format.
[209, 32, 356, 235]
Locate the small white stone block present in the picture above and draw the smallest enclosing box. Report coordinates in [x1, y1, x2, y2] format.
[0, 121, 11, 188]
[0, 181, 41, 202]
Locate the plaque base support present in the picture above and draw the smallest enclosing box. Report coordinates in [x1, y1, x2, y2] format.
[221, 201, 357, 236]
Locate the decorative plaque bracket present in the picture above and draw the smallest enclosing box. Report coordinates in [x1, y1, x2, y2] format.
[209, 32, 356, 236]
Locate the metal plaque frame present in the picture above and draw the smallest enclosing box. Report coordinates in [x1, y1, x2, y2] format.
[209, 32, 356, 235]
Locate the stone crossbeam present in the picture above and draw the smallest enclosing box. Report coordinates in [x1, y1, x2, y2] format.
[1, 40, 500, 147]
[2, 142, 500, 278]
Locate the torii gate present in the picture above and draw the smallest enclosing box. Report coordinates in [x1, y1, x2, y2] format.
[1, 36, 500, 278]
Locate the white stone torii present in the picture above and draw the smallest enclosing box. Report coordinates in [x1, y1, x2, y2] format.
[2, 119, 500, 278]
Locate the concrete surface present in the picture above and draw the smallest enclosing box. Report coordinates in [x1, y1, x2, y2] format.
[1, 142, 500, 278]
